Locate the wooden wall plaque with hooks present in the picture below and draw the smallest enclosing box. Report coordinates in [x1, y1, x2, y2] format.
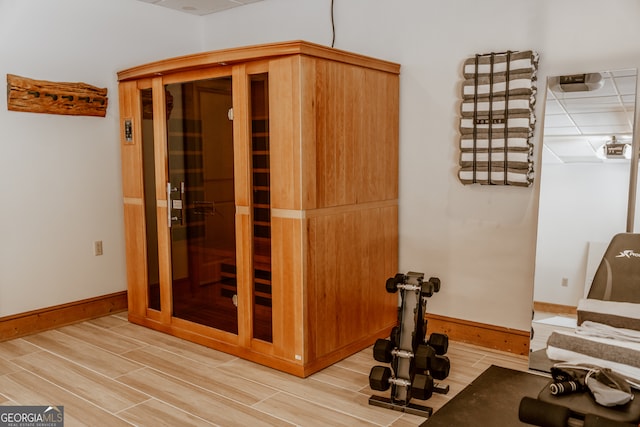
[6, 74, 108, 117]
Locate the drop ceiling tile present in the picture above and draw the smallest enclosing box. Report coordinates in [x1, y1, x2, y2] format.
[577, 124, 633, 135]
[571, 111, 629, 127]
[544, 113, 578, 128]
[559, 96, 627, 113]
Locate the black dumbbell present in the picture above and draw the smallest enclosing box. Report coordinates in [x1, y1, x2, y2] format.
[429, 355, 450, 380]
[385, 274, 404, 293]
[374, 338, 417, 366]
[420, 277, 441, 297]
[414, 344, 450, 380]
[373, 338, 394, 363]
[411, 373, 434, 400]
[370, 366, 411, 392]
[414, 344, 435, 370]
[427, 333, 448, 355]
[369, 365, 392, 391]
[429, 277, 441, 292]
[421, 281, 435, 297]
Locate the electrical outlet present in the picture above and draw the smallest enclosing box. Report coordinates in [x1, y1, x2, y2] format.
[94, 240, 103, 256]
[561, 277, 568, 287]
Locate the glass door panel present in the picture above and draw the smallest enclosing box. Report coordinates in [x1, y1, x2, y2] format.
[250, 73, 273, 342]
[165, 77, 238, 334]
[141, 88, 161, 311]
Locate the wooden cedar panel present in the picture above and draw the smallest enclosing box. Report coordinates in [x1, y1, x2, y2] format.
[123, 203, 147, 317]
[151, 77, 173, 324]
[354, 68, 400, 201]
[235, 212, 254, 349]
[299, 56, 318, 210]
[119, 81, 143, 199]
[308, 206, 398, 358]
[232, 64, 252, 207]
[270, 216, 305, 363]
[269, 56, 304, 210]
[312, 60, 399, 208]
[313, 60, 354, 207]
[381, 73, 400, 200]
[152, 77, 169, 203]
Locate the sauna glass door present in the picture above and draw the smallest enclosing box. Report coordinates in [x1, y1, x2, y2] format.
[165, 77, 238, 334]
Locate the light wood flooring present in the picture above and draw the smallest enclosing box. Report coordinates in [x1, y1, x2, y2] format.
[0, 312, 531, 426]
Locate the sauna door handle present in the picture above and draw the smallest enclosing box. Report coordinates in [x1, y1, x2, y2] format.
[167, 182, 185, 227]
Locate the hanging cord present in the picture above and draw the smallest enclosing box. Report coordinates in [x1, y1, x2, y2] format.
[331, 0, 336, 47]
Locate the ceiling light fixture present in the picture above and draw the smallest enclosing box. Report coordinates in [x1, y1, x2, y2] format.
[596, 136, 633, 160]
[549, 73, 604, 93]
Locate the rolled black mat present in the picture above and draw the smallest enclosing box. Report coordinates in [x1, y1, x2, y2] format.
[420, 365, 549, 426]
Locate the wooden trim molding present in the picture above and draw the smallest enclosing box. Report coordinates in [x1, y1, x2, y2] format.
[0, 291, 127, 341]
[425, 313, 531, 356]
[533, 301, 577, 316]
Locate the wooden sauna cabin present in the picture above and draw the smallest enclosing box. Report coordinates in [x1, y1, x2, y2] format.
[117, 40, 400, 377]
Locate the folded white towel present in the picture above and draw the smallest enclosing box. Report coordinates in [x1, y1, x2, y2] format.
[458, 166, 533, 186]
[459, 150, 530, 166]
[462, 72, 536, 98]
[460, 134, 530, 150]
[463, 51, 539, 78]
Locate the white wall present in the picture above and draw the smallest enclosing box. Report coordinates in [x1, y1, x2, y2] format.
[0, 0, 202, 316]
[534, 163, 631, 306]
[199, 0, 640, 331]
[2, 0, 640, 334]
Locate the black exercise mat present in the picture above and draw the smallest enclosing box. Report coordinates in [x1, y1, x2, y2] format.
[421, 365, 549, 426]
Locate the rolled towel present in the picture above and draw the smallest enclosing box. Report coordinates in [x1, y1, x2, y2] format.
[460, 131, 531, 150]
[459, 113, 535, 135]
[460, 94, 534, 117]
[459, 150, 531, 168]
[463, 50, 539, 78]
[462, 72, 536, 98]
[458, 166, 533, 186]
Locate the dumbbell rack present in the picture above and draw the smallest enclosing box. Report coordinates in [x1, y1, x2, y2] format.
[368, 272, 450, 417]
